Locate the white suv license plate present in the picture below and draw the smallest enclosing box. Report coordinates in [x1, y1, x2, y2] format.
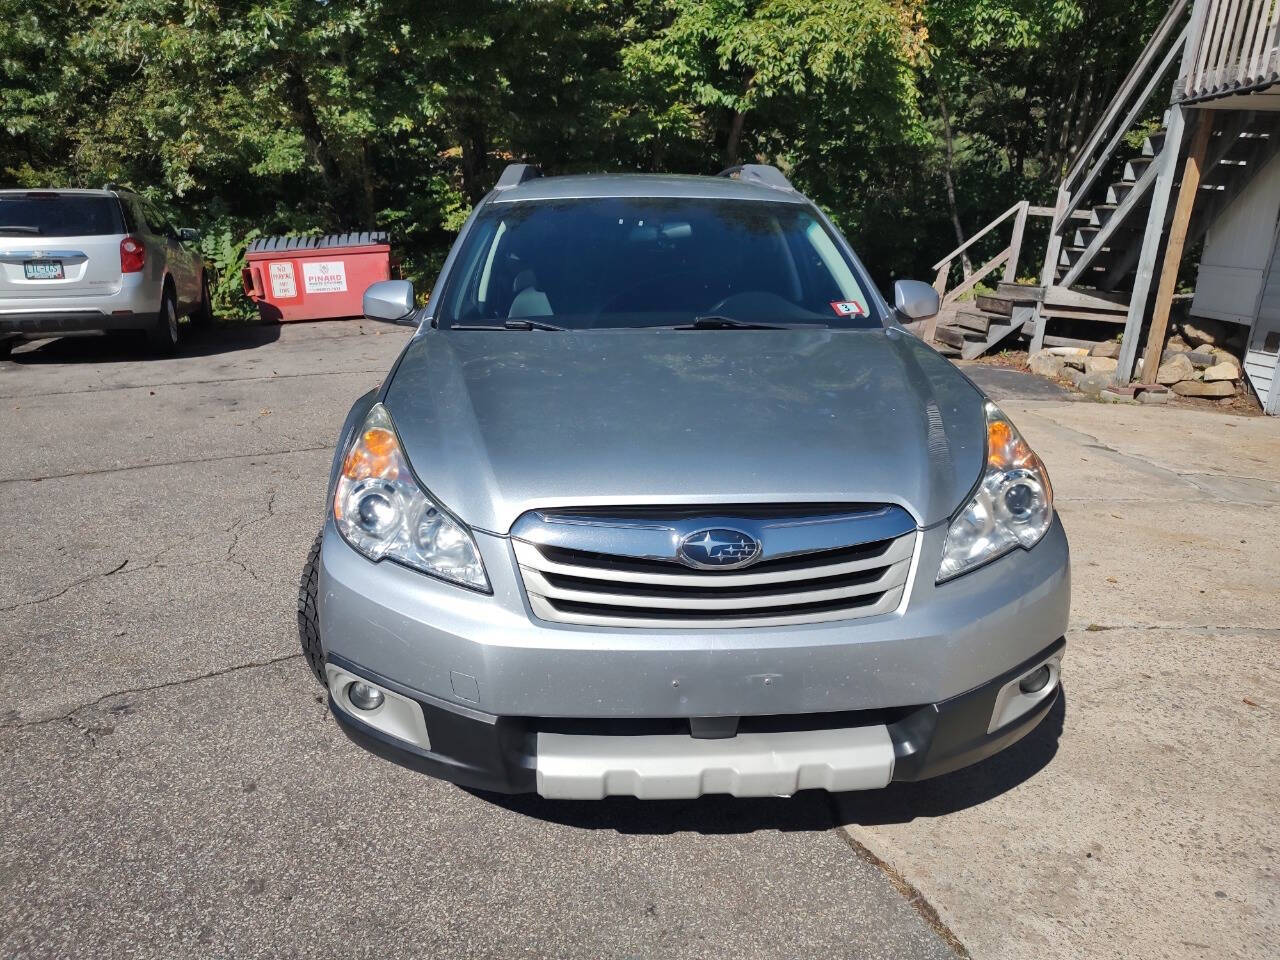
[24, 260, 64, 280]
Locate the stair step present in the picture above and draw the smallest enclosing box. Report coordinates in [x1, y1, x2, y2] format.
[933, 342, 962, 358]
[1060, 245, 1115, 268]
[995, 282, 1044, 303]
[1142, 131, 1166, 157]
[1090, 204, 1119, 227]
[952, 309, 993, 334]
[933, 326, 972, 349]
[1123, 157, 1154, 181]
[974, 294, 1013, 317]
[1073, 226, 1101, 247]
[1106, 181, 1135, 205]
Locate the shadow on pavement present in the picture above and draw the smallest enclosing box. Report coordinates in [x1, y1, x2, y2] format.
[5, 319, 281, 364]
[473, 690, 1066, 834]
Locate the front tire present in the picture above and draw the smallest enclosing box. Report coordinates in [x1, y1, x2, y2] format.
[146, 287, 180, 355]
[298, 531, 327, 686]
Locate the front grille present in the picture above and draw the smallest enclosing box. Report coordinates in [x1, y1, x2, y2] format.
[511, 505, 917, 628]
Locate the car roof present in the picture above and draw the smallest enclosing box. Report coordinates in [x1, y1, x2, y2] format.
[488, 173, 808, 205]
[0, 188, 118, 197]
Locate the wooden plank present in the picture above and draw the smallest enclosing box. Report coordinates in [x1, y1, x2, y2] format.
[997, 282, 1045, 302]
[952, 310, 992, 334]
[975, 294, 1013, 316]
[1003, 201, 1029, 283]
[1042, 335, 1104, 349]
[934, 326, 969, 349]
[1141, 116, 1213, 384]
[930, 202, 1022, 272]
[941, 247, 1012, 307]
[1115, 105, 1188, 385]
[1042, 286, 1130, 310]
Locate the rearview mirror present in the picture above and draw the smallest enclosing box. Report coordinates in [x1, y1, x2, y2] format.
[178, 227, 200, 243]
[893, 280, 940, 321]
[363, 279, 417, 325]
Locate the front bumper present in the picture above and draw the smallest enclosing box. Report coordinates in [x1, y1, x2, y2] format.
[326, 638, 1064, 797]
[317, 514, 1070, 797]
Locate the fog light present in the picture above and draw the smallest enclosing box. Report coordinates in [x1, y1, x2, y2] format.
[1018, 665, 1052, 694]
[347, 681, 384, 711]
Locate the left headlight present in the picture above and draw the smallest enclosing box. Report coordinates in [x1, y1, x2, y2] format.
[333, 402, 490, 592]
[938, 401, 1054, 582]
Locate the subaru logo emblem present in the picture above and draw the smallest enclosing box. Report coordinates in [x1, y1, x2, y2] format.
[677, 528, 761, 570]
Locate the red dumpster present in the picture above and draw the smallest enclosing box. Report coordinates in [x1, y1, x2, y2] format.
[242, 232, 394, 322]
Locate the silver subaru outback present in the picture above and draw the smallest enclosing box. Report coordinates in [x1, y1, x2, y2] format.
[299, 164, 1069, 800]
[0, 187, 211, 356]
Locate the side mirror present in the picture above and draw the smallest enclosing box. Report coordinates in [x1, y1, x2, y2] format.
[178, 227, 200, 243]
[363, 279, 417, 325]
[893, 279, 940, 320]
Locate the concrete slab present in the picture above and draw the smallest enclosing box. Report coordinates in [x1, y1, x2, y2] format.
[842, 399, 1280, 960]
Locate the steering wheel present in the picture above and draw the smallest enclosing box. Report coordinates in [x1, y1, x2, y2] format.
[594, 268, 709, 322]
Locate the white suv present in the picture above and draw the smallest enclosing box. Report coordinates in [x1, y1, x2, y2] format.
[0, 186, 211, 356]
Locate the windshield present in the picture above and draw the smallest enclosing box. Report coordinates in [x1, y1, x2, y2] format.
[439, 197, 880, 330]
[0, 193, 125, 237]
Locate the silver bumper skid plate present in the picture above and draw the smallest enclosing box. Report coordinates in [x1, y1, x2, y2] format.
[535, 725, 896, 800]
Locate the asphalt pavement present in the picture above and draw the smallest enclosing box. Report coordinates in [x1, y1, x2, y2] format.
[0, 322, 960, 960]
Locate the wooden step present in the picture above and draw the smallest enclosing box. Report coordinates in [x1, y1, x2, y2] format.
[952, 309, 993, 334]
[974, 294, 1013, 317]
[933, 326, 972, 349]
[1123, 157, 1154, 181]
[1090, 204, 1118, 227]
[995, 282, 1044, 303]
[1106, 181, 1135, 205]
[1142, 131, 1166, 157]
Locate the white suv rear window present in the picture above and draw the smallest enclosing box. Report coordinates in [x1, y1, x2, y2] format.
[0, 194, 125, 238]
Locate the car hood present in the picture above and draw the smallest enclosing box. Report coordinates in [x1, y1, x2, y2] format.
[382, 328, 988, 533]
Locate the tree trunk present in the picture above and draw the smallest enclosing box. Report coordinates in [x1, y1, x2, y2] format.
[724, 71, 756, 168]
[459, 124, 490, 203]
[938, 92, 973, 277]
[283, 63, 345, 220]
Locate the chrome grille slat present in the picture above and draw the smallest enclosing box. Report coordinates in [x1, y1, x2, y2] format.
[512, 505, 918, 629]
[519, 558, 911, 611]
[511, 535, 914, 588]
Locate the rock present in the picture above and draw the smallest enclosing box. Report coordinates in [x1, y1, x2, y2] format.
[1137, 389, 1169, 405]
[1029, 351, 1065, 378]
[1161, 347, 1190, 364]
[1179, 316, 1228, 348]
[1062, 355, 1086, 371]
[1084, 356, 1118, 375]
[1077, 371, 1112, 396]
[1210, 347, 1241, 371]
[1045, 346, 1089, 357]
[1063, 367, 1086, 387]
[1166, 334, 1191, 352]
[1156, 354, 1196, 385]
[1186, 350, 1216, 368]
[1203, 362, 1238, 382]
[1172, 380, 1236, 398]
[1089, 341, 1121, 359]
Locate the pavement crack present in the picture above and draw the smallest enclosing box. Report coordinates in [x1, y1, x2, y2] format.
[834, 822, 971, 958]
[224, 489, 278, 583]
[0, 559, 129, 612]
[1, 445, 330, 485]
[0, 653, 304, 731]
[1074, 622, 1280, 637]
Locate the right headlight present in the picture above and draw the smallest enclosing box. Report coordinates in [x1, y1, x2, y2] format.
[333, 403, 490, 592]
[938, 401, 1054, 582]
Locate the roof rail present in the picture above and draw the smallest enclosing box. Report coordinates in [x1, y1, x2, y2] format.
[716, 164, 795, 192]
[494, 163, 543, 191]
[102, 182, 136, 194]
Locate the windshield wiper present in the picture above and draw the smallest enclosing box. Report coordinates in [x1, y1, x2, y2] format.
[0, 225, 41, 235]
[670, 315, 821, 330]
[451, 319, 566, 331]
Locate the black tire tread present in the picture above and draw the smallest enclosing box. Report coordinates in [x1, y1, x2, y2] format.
[297, 530, 326, 686]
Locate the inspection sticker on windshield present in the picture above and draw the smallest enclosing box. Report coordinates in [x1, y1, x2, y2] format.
[303, 260, 348, 294]
[829, 300, 865, 318]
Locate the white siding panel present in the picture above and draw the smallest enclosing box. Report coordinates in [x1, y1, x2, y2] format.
[1192, 150, 1280, 325]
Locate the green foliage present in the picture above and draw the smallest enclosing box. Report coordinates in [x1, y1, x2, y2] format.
[0, 0, 1172, 294]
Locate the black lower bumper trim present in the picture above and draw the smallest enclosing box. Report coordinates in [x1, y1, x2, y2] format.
[889, 637, 1066, 782]
[0, 311, 158, 335]
[324, 638, 1065, 795]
